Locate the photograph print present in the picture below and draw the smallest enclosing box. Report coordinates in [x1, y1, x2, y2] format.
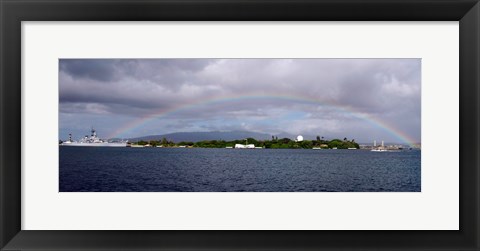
[59, 58, 421, 192]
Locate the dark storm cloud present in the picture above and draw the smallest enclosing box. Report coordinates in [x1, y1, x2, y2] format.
[60, 59, 120, 82]
[59, 59, 216, 111]
[60, 59, 213, 87]
[59, 59, 421, 142]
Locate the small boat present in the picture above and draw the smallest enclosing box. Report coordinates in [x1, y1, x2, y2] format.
[312, 147, 322, 150]
[371, 140, 387, 152]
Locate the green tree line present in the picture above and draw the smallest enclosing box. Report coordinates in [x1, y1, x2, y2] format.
[132, 136, 359, 149]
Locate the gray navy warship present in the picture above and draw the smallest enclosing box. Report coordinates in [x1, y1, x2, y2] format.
[60, 128, 128, 147]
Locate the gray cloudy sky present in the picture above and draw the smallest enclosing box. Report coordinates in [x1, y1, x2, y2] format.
[59, 59, 421, 143]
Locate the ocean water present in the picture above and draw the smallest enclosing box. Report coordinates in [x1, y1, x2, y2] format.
[59, 147, 421, 192]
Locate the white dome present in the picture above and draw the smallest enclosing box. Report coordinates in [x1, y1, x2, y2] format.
[296, 135, 304, 142]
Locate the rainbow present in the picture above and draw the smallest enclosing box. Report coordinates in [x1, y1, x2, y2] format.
[107, 94, 418, 145]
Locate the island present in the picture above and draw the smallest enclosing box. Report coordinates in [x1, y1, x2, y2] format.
[129, 137, 360, 149]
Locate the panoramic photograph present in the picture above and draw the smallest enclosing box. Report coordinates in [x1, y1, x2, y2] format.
[59, 58, 421, 192]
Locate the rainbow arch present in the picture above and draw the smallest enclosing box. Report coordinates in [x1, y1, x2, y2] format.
[107, 94, 418, 145]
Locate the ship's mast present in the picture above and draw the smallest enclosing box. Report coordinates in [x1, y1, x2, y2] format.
[91, 127, 97, 138]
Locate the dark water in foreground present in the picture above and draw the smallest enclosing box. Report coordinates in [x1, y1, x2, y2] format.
[59, 147, 421, 192]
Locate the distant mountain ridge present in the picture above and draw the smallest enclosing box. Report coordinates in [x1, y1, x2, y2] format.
[126, 131, 405, 145]
[129, 131, 277, 143]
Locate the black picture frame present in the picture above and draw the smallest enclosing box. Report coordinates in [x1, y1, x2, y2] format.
[1, 0, 479, 250]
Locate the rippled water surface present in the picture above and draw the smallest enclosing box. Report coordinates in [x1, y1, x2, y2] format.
[60, 147, 421, 192]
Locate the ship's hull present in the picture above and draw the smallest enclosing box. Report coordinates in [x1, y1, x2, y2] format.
[60, 142, 127, 147]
